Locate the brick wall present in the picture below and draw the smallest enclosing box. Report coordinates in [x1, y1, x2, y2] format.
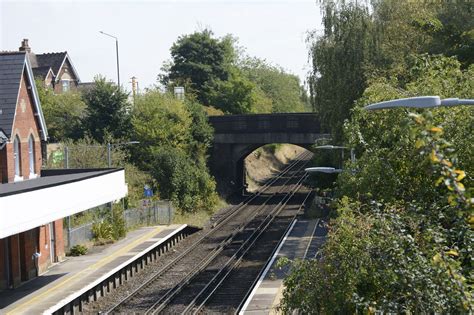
[6, 70, 42, 183]
[54, 220, 65, 261]
[53, 59, 78, 94]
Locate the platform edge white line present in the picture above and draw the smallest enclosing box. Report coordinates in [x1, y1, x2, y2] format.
[42, 224, 188, 315]
[239, 219, 298, 315]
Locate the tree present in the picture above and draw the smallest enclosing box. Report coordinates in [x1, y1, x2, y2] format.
[36, 82, 86, 141]
[207, 69, 255, 114]
[240, 57, 308, 113]
[82, 76, 131, 142]
[131, 90, 218, 213]
[280, 54, 474, 313]
[308, 1, 375, 140]
[160, 30, 260, 114]
[161, 30, 234, 105]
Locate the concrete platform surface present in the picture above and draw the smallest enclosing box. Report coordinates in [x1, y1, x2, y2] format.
[0, 224, 186, 315]
[241, 218, 328, 315]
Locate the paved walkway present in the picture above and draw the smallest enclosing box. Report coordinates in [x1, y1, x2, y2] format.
[0, 224, 185, 315]
[241, 218, 327, 314]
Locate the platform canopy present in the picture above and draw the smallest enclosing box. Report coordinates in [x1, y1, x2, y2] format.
[0, 169, 128, 239]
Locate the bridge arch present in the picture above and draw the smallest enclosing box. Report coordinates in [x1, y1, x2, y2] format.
[236, 143, 313, 190]
[208, 113, 329, 193]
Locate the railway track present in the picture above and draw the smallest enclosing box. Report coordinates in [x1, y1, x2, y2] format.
[160, 171, 311, 314]
[99, 151, 312, 314]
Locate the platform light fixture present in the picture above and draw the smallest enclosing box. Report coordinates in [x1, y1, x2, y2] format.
[364, 96, 474, 111]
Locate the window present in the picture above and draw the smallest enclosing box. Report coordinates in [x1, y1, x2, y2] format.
[61, 80, 70, 92]
[28, 135, 36, 176]
[13, 135, 22, 179]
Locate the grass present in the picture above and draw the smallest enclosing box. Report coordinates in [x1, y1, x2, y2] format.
[172, 198, 228, 227]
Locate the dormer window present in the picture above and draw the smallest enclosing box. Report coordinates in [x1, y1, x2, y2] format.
[28, 135, 37, 178]
[61, 79, 70, 92]
[14, 135, 23, 181]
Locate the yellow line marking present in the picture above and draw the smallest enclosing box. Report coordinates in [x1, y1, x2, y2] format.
[7, 226, 170, 315]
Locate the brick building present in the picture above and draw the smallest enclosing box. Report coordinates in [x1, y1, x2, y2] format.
[0, 52, 127, 290]
[18, 39, 81, 93]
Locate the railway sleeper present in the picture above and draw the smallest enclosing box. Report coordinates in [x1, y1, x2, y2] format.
[51, 226, 198, 315]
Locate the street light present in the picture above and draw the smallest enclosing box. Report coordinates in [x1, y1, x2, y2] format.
[364, 96, 474, 110]
[305, 167, 343, 174]
[99, 31, 120, 87]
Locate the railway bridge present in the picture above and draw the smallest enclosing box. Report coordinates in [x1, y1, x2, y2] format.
[208, 113, 329, 190]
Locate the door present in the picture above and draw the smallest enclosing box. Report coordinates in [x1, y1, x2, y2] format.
[19, 233, 27, 281]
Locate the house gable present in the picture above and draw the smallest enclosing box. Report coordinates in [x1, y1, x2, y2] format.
[5, 69, 43, 182]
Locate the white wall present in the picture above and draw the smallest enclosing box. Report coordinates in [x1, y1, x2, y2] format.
[0, 170, 128, 239]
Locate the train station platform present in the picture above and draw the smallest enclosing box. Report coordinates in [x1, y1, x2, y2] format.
[240, 218, 328, 314]
[0, 224, 187, 315]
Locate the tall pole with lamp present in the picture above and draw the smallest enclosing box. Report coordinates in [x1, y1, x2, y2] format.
[99, 31, 120, 87]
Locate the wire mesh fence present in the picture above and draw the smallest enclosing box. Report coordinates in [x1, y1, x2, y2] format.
[124, 200, 174, 229]
[64, 200, 174, 250]
[65, 222, 94, 249]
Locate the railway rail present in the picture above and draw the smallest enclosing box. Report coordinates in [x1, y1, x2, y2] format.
[102, 151, 312, 314]
[101, 153, 310, 314]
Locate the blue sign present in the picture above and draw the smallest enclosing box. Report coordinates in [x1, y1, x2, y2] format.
[144, 185, 153, 198]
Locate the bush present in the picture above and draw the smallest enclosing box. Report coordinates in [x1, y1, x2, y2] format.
[92, 220, 113, 244]
[150, 146, 218, 213]
[110, 204, 127, 240]
[281, 198, 472, 313]
[68, 244, 88, 256]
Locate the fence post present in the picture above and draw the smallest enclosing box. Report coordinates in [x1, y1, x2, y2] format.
[153, 201, 157, 225]
[64, 146, 69, 169]
[168, 203, 171, 225]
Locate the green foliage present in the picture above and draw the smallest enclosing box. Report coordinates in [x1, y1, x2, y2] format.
[339, 55, 473, 203]
[46, 137, 152, 209]
[308, 1, 374, 140]
[308, 0, 473, 140]
[36, 82, 86, 141]
[281, 199, 472, 313]
[91, 205, 127, 243]
[184, 100, 214, 163]
[132, 91, 192, 158]
[207, 69, 255, 114]
[282, 9, 474, 311]
[150, 146, 218, 213]
[110, 204, 127, 240]
[161, 29, 234, 106]
[240, 57, 307, 113]
[82, 76, 131, 142]
[131, 90, 218, 214]
[92, 220, 113, 243]
[429, 1, 474, 67]
[68, 244, 88, 256]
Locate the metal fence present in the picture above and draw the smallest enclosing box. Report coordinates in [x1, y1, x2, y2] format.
[64, 200, 174, 250]
[65, 222, 94, 249]
[124, 200, 174, 229]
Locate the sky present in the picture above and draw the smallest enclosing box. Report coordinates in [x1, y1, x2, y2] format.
[0, 0, 322, 91]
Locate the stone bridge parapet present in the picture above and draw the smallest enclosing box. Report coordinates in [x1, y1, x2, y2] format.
[208, 113, 329, 193]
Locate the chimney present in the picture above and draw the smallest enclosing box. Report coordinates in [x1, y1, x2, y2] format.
[19, 39, 31, 53]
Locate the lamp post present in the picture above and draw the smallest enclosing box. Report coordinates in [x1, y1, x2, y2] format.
[99, 31, 120, 87]
[364, 96, 474, 111]
[305, 167, 343, 174]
